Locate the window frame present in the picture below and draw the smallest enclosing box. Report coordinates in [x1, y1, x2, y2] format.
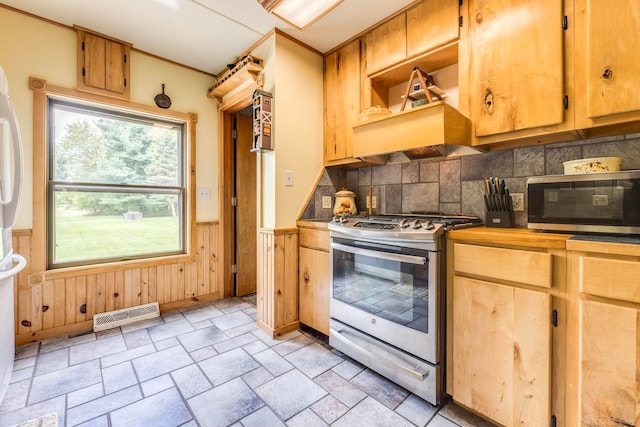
[46, 98, 187, 268]
[29, 78, 198, 275]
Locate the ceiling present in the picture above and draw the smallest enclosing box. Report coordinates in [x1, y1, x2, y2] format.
[1, 0, 415, 75]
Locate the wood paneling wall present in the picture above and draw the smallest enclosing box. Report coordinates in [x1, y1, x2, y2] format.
[256, 228, 300, 338]
[12, 222, 221, 345]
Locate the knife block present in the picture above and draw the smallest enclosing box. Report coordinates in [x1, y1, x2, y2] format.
[485, 195, 515, 228]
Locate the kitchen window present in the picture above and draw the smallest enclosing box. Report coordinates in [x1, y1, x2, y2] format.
[47, 98, 186, 268]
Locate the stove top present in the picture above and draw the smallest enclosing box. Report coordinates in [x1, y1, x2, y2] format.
[328, 212, 482, 243]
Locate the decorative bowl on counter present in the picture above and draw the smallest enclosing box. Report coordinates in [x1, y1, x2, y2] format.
[563, 157, 621, 174]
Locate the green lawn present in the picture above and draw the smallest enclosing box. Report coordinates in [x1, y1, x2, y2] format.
[54, 210, 181, 263]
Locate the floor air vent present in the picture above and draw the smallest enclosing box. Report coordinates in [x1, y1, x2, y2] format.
[93, 302, 160, 332]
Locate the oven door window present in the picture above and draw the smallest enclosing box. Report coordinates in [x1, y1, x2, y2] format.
[331, 240, 431, 333]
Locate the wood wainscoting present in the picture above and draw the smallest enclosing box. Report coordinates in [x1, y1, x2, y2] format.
[256, 227, 300, 338]
[12, 222, 222, 346]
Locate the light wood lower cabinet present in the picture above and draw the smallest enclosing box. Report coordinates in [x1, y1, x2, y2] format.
[447, 234, 566, 427]
[453, 276, 551, 426]
[298, 226, 330, 335]
[567, 244, 640, 427]
[579, 300, 638, 427]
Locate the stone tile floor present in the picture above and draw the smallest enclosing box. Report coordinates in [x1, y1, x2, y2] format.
[0, 297, 495, 427]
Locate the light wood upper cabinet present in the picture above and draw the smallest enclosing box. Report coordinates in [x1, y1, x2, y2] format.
[324, 39, 362, 165]
[365, 14, 407, 75]
[406, 0, 460, 58]
[298, 227, 330, 335]
[470, 0, 565, 138]
[365, 0, 461, 77]
[575, 0, 640, 130]
[76, 27, 131, 99]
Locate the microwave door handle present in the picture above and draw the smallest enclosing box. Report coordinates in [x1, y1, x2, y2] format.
[0, 93, 23, 228]
[330, 242, 426, 265]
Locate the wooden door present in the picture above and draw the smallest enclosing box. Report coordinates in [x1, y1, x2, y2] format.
[235, 113, 257, 296]
[324, 39, 361, 164]
[406, 0, 460, 58]
[453, 276, 551, 426]
[581, 0, 640, 119]
[365, 13, 407, 75]
[580, 299, 639, 427]
[471, 0, 564, 137]
[298, 247, 330, 334]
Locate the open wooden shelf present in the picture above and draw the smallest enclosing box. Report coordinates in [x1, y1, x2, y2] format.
[208, 55, 264, 101]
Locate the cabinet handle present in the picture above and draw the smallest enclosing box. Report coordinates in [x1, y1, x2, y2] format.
[303, 272, 310, 284]
[602, 69, 613, 80]
[475, 12, 483, 24]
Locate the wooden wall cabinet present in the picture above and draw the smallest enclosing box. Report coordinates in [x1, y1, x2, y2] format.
[574, 0, 640, 135]
[76, 27, 131, 99]
[469, 0, 567, 142]
[298, 227, 330, 335]
[566, 241, 640, 427]
[365, 0, 460, 76]
[449, 242, 554, 426]
[323, 39, 363, 166]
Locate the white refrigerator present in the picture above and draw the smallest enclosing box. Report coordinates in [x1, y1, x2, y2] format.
[0, 65, 27, 405]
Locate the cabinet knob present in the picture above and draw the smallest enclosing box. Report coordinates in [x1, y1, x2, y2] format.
[602, 69, 613, 80]
[303, 272, 310, 284]
[483, 89, 494, 115]
[475, 13, 483, 24]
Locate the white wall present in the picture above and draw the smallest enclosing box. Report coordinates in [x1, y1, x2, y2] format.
[0, 6, 219, 229]
[251, 33, 324, 230]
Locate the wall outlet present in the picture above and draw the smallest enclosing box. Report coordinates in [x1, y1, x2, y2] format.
[197, 187, 211, 200]
[366, 196, 377, 209]
[322, 196, 332, 209]
[511, 193, 524, 211]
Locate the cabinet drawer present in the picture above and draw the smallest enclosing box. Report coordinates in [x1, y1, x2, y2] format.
[299, 228, 329, 251]
[454, 243, 553, 288]
[580, 256, 640, 304]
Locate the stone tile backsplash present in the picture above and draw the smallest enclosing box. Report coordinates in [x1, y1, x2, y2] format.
[304, 132, 640, 227]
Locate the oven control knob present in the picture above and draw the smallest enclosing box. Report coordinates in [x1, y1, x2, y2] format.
[370, 318, 376, 325]
[422, 220, 435, 230]
[399, 218, 410, 228]
[411, 219, 421, 229]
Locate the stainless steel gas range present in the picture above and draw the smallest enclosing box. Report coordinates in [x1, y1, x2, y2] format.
[327, 213, 481, 406]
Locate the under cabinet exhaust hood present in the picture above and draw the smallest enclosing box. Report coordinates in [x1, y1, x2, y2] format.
[352, 101, 482, 161]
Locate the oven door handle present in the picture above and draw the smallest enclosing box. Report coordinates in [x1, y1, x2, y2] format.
[330, 327, 428, 381]
[331, 242, 426, 265]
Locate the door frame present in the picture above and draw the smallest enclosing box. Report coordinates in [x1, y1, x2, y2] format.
[219, 98, 253, 298]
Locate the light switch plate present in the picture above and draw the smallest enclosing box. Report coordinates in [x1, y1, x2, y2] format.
[197, 187, 211, 200]
[284, 170, 293, 186]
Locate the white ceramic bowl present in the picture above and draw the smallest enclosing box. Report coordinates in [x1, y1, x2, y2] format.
[563, 157, 621, 174]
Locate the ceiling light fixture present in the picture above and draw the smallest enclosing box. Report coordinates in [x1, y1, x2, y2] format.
[258, 0, 344, 31]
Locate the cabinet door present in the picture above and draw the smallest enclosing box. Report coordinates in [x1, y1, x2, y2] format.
[299, 247, 329, 335]
[578, 0, 640, 120]
[580, 300, 639, 427]
[365, 13, 406, 75]
[471, 0, 564, 137]
[324, 40, 361, 164]
[406, 0, 460, 58]
[77, 29, 130, 99]
[453, 276, 551, 426]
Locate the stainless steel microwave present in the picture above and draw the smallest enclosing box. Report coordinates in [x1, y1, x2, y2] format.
[527, 170, 640, 235]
